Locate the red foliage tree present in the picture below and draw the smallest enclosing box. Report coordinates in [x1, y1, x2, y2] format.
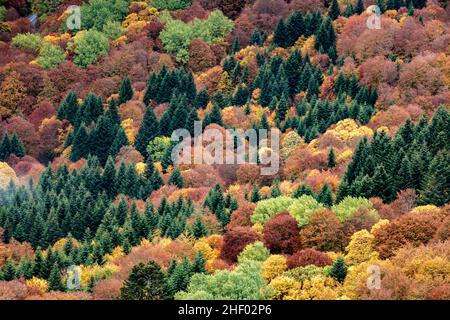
[286, 248, 333, 269]
[300, 209, 344, 252]
[228, 202, 256, 229]
[220, 226, 260, 263]
[342, 206, 378, 245]
[187, 38, 217, 73]
[373, 211, 441, 259]
[263, 211, 301, 255]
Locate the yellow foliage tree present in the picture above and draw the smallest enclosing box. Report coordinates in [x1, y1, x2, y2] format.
[262, 255, 288, 282]
[267, 276, 299, 300]
[345, 230, 379, 266]
[0, 71, 26, 119]
[293, 275, 340, 300]
[26, 277, 49, 296]
[0, 162, 18, 189]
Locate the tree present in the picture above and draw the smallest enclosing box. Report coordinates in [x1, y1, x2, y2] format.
[329, 257, 347, 283]
[192, 215, 207, 239]
[120, 261, 170, 300]
[70, 124, 90, 162]
[109, 126, 129, 159]
[420, 151, 450, 206]
[328, 0, 341, 20]
[287, 249, 333, 269]
[168, 168, 184, 188]
[300, 209, 344, 252]
[286, 12, 305, 47]
[220, 227, 260, 263]
[328, 147, 336, 168]
[48, 263, 64, 292]
[0, 71, 26, 119]
[355, 0, 364, 14]
[273, 18, 288, 48]
[70, 30, 109, 68]
[36, 43, 65, 69]
[317, 184, 333, 207]
[118, 77, 133, 105]
[263, 212, 301, 255]
[135, 107, 159, 158]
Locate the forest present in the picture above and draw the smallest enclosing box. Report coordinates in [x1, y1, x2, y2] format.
[0, 0, 449, 300]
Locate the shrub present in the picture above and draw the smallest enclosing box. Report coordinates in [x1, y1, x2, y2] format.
[12, 33, 43, 52]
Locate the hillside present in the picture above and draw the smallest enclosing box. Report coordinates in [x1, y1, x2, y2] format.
[0, 0, 449, 301]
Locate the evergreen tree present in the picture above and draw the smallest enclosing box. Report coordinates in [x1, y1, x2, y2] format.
[48, 263, 65, 291]
[118, 77, 134, 105]
[286, 11, 305, 47]
[0, 134, 11, 161]
[192, 215, 207, 239]
[9, 133, 26, 157]
[70, 124, 90, 162]
[273, 18, 288, 48]
[250, 29, 262, 46]
[329, 257, 347, 283]
[90, 115, 115, 165]
[370, 165, 395, 203]
[328, 0, 341, 20]
[355, 0, 365, 14]
[420, 150, 450, 206]
[209, 103, 223, 126]
[328, 147, 336, 168]
[135, 107, 159, 158]
[317, 184, 333, 207]
[192, 252, 206, 273]
[276, 94, 289, 122]
[231, 37, 241, 53]
[194, 89, 209, 109]
[120, 261, 170, 300]
[1, 259, 16, 281]
[109, 126, 129, 159]
[58, 91, 79, 123]
[106, 98, 120, 126]
[168, 168, 184, 188]
[102, 156, 117, 197]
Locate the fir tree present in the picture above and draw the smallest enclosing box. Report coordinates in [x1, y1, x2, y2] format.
[329, 257, 347, 283]
[70, 124, 90, 162]
[318, 184, 333, 207]
[109, 126, 129, 159]
[192, 252, 206, 273]
[192, 215, 207, 239]
[118, 77, 134, 105]
[273, 18, 288, 48]
[106, 98, 120, 126]
[48, 263, 65, 292]
[328, 147, 336, 168]
[120, 261, 170, 300]
[135, 106, 159, 158]
[328, 0, 341, 20]
[168, 168, 184, 188]
[0, 134, 11, 161]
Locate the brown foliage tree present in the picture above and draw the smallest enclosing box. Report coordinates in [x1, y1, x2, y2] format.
[220, 226, 260, 263]
[286, 248, 333, 269]
[263, 211, 301, 255]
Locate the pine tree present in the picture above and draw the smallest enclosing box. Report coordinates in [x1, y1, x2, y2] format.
[90, 115, 115, 165]
[135, 106, 159, 158]
[209, 103, 223, 126]
[370, 165, 395, 203]
[58, 91, 79, 123]
[329, 257, 347, 283]
[1, 259, 16, 281]
[120, 261, 170, 300]
[168, 168, 184, 188]
[118, 77, 133, 105]
[286, 11, 305, 47]
[328, 0, 341, 20]
[328, 147, 336, 168]
[102, 156, 117, 197]
[8, 133, 25, 157]
[276, 94, 289, 122]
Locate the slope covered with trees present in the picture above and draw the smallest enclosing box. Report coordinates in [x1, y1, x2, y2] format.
[0, 0, 448, 300]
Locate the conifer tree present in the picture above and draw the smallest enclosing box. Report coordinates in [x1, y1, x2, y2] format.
[90, 115, 115, 165]
[329, 257, 347, 283]
[9, 133, 26, 157]
[58, 91, 79, 123]
[120, 261, 170, 300]
[106, 98, 120, 126]
[273, 19, 288, 48]
[1, 259, 16, 281]
[102, 156, 117, 197]
[318, 183, 333, 207]
[328, 0, 341, 20]
[109, 126, 129, 159]
[192, 215, 207, 239]
[168, 168, 184, 188]
[419, 150, 450, 206]
[192, 252, 206, 273]
[48, 263, 65, 292]
[0, 134, 11, 161]
[70, 123, 90, 162]
[328, 147, 336, 168]
[135, 107, 159, 158]
[286, 11, 305, 47]
[355, 0, 365, 14]
[209, 103, 223, 126]
[118, 77, 134, 105]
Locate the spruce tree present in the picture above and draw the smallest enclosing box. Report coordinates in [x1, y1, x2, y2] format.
[118, 77, 134, 105]
[273, 18, 288, 48]
[90, 115, 115, 165]
[135, 106, 159, 158]
[209, 103, 223, 126]
[109, 126, 129, 159]
[0, 133, 11, 161]
[106, 98, 120, 126]
[9, 133, 26, 157]
[286, 11, 305, 46]
[328, 0, 341, 20]
[192, 215, 207, 239]
[419, 150, 450, 206]
[329, 257, 347, 283]
[48, 263, 65, 291]
[102, 156, 117, 197]
[70, 123, 90, 162]
[120, 261, 170, 300]
[168, 168, 184, 188]
[318, 184, 333, 207]
[192, 252, 206, 273]
[355, 0, 365, 14]
[328, 147, 336, 168]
